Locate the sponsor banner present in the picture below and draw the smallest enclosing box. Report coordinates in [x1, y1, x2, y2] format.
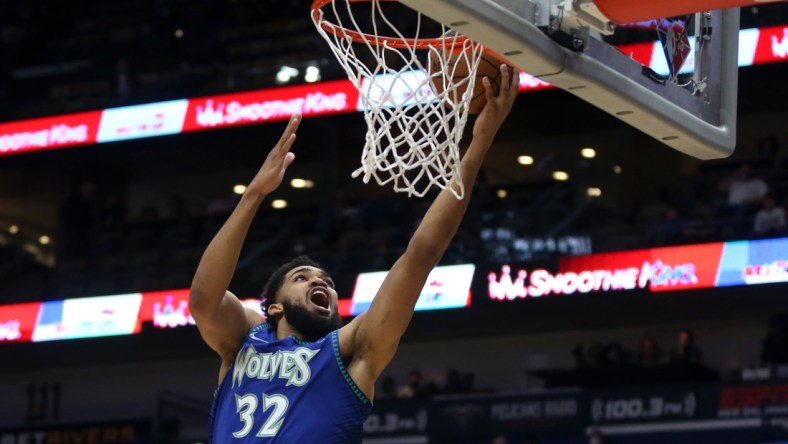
[351, 264, 474, 315]
[0, 302, 41, 342]
[488, 237, 788, 300]
[589, 385, 719, 425]
[719, 384, 788, 419]
[0, 111, 101, 155]
[31, 293, 142, 342]
[363, 401, 429, 437]
[740, 27, 762, 67]
[0, 419, 152, 444]
[0, 286, 354, 343]
[0, 26, 783, 157]
[718, 238, 788, 286]
[560, 243, 724, 293]
[488, 242, 725, 299]
[137, 289, 193, 330]
[183, 80, 357, 130]
[96, 99, 189, 143]
[369, 392, 585, 440]
[753, 25, 788, 65]
[366, 383, 788, 439]
[138, 290, 267, 330]
[485, 393, 585, 436]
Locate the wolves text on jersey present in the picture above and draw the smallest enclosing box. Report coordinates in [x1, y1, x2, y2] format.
[232, 345, 319, 388]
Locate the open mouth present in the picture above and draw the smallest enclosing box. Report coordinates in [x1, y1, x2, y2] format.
[309, 288, 331, 314]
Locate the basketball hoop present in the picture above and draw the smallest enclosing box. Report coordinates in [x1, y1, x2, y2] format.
[311, 0, 485, 198]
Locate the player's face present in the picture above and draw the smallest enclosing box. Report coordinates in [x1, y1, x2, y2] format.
[279, 266, 342, 339]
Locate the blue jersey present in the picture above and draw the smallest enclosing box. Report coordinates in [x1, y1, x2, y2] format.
[209, 323, 372, 443]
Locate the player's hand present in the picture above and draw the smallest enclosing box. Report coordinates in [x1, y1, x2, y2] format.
[473, 64, 519, 141]
[247, 114, 301, 196]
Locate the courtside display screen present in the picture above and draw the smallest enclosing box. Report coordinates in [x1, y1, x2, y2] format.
[31, 293, 143, 342]
[488, 237, 788, 300]
[350, 264, 475, 316]
[1, 238, 785, 342]
[0, 290, 271, 344]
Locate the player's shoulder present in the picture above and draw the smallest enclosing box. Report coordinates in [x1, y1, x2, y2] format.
[336, 314, 365, 359]
[245, 321, 276, 343]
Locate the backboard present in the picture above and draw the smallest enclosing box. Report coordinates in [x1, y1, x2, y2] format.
[398, 0, 742, 159]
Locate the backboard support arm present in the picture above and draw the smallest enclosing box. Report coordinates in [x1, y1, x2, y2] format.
[399, 0, 739, 159]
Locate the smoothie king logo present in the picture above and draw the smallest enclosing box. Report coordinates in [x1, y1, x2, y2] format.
[488, 260, 698, 300]
[0, 123, 89, 152]
[194, 91, 349, 127]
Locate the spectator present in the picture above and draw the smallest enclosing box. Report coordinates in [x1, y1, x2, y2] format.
[669, 329, 702, 365]
[604, 342, 629, 369]
[587, 428, 606, 444]
[636, 335, 664, 367]
[753, 195, 786, 237]
[398, 369, 427, 398]
[491, 435, 509, 444]
[114, 58, 132, 104]
[762, 315, 788, 366]
[443, 367, 474, 394]
[574, 342, 609, 370]
[98, 190, 127, 232]
[758, 135, 787, 197]
[718, 164, 769, 213]
[589, 342, 612, 368]
[656, 206, 686, 245]
[683, 202, 719, 242]
[376, 376, 398, 401]
[58, 180, 99, 259]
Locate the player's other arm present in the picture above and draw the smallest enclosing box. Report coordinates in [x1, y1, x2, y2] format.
[341, 66, 519, 395]
[190, 115, 301, 368]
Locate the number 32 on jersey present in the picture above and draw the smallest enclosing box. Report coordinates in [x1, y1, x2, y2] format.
[233, 393, 289, 438]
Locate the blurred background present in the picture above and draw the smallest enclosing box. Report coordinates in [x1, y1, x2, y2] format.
[0, 1, 787, 443]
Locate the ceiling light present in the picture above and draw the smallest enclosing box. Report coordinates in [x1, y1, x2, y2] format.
[9, 225, 19, 234]
[276, 66, 299, 84]
[39, 235, 51, 245]
[587, 187, 602, 197]
[233, 184, 247, 195]
[613, 165, 622, 174]
[552, 171, 569, 181]
[581, 148, 596, 158]
[174, 29, 184, 39]
[290, 178, 314, 189]
[271, 199, 288, 209]
[304, 66, 321, 83]
[517, 155, 534, 165]
[496, 189, 507, 199]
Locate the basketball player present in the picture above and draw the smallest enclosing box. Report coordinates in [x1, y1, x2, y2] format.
[190, 64, 519, 443]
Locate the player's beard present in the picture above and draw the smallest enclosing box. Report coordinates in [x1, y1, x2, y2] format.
[281, 299, 343, 341]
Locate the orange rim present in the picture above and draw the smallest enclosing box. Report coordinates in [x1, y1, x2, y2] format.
[311, 0, 471, 49]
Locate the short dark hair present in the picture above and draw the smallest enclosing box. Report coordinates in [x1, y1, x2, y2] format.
[261, 255, 322, 328]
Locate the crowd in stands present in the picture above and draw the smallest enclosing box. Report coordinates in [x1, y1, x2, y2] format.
[374, 367, 478, 403]
[0, 0, 330, 120]
[572, 329, 704, 374]
[0, 149, 785, 305]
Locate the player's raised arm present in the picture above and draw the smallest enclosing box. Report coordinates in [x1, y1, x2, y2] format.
[189, 114, 301, 366]
[341, 65, 520, 394]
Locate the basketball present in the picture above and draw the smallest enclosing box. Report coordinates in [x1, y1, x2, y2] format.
[429, 49, 514, 114]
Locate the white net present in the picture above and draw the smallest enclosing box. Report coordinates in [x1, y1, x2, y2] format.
[312, 0, 484, 198]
